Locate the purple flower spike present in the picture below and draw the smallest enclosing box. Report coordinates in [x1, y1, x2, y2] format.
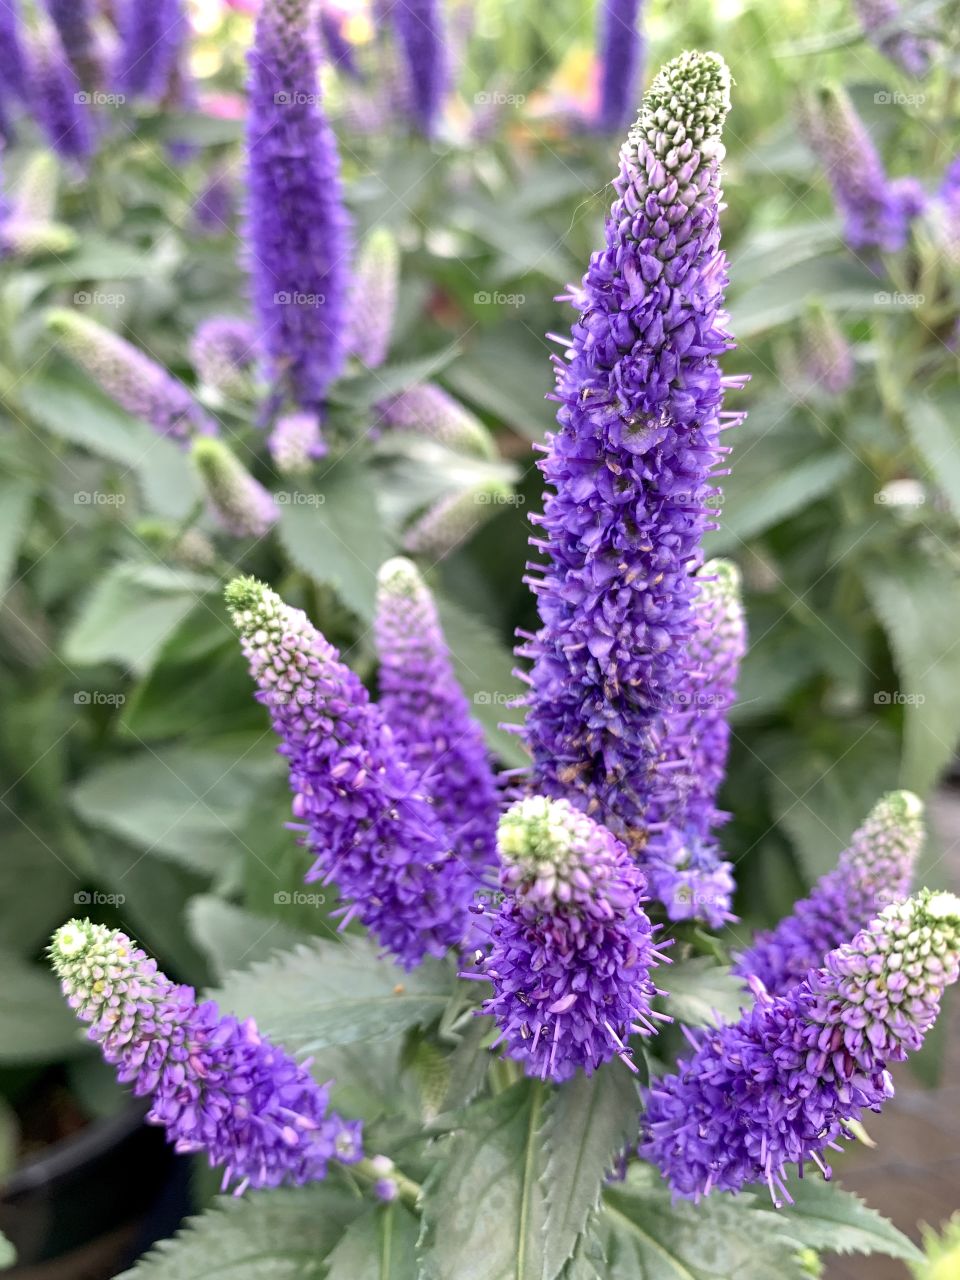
[246, 0, 352, 411]
[733, 790, 924, 996]
[596, 0, 645, 134]
[644, 560, 745, 927]
[642, 889, 960, 1203]
[520, 51, 741, 846]
[29, 27, 95, 163]
[192, 439, 279, 539]
[116, 0, 187, 101]
[799, 86, 924, 254]
[268, 412, 327, 473]
[474, 796, 669, 1082]
[853, 0, 935, 78]
[380, 0, 447, 136]
[47, 308, 217, 442]
[0, 0, 28, 103]
[347, 227, 400, 369]
[318, 4, 362, 80]
[403, 479, 511, 560]
[190, 316, 259, 399]
[377, 383, 496, 458]
[50, 920, 362, 1192]
[375, 557, 499, 872]
[42, 0, 99, 87]
[226, 576, 480, 968]
[799, 305, 855, 395]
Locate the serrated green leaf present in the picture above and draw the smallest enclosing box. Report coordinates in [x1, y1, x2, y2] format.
[542, 1062, 641, 1280]
[64, 562, 216, 676]
[904, 394, 960, 521]
[864, 554, 960, 793]
[418, 1080, 548, 1280]
[212, 936, 451, 1055]
[662, 959, 748, 1029]
[433, 592, 527, 767]
[117, 1187, 361, 1280]
[599, 1170, 809, 1280]
[71, 739, 281, 880]
[776, 1174, 923, 1263]
[326, 1204, 420, 1280]
[187, 896, 307, 983]
[276, 461, 393, 621]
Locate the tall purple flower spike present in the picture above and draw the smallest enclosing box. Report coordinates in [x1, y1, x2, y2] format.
[29, 26, 95, 163]
[799, 85, 925, 255]
[853, 0, 935, 78]
[375, 557, 499, 872]
[380, 0, 447, 136]
[46, 308, 216, 442]
[0, 0, 28, 104]
[246, 0, 352, 413]
[644, 559, 745, 927]
[42, 0, 99, 87]
[50, 919, 362, 1193]
[347, 227, 399, 369]
[471, 796, 669, 1082]
[116, 0, 187, 101]
[192, 439, 279, 539]
[519, 51, 742, 848]
[226, 576, 480, 968]
[596, 0, 645, 134]
[376, 382, 496, 458]
[733, 790, 924, 996]
[642, 889, 960, 1203]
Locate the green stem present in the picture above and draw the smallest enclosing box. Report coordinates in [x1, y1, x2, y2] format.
[350, 1156, 423, 1212]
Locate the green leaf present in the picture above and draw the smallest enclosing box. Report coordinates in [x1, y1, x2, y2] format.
[864, 554, 960, 793]
[71, 739, 281, 881]
[418, 1080, 548, 1280]
[212, 936, 451, 1055]
[776, 1174, 923, 1263]
[334, 345, 462, 410]
[444, 330, 555, 440]
[117, 1187, 361, 1280]
[662, 959, 748, 1029]
[0, 950, 86, 1063]
[276, 460, 393, 620]
[0, 824, 79, 956]
[0, 1229, 15, 1268]
[187, 895, 306, 983]
[904, 392, 960, 520]
[0, 477, 35, 596]
[64, 562, 216, 676]
[728, 255, 885, 337]
[542, 1062, 642, 1280]
[433, 592, 528, 767]
[326, 1204, 420, 1280]
[598, 1170, 809, 1280]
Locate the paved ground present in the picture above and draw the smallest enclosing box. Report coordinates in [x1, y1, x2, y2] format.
[825, 789, 960, 1280]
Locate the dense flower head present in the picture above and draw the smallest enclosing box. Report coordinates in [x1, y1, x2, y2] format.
[642, 889, 960, 1203]
[377, 382, 496, 458]
[520, 51, 740, 845]
[190, 315, 259, 399]
[403, 479, 511, 559]
[380, 0, 447, 136]
[192, 439, 279, 538]
[246, 0, 352, 411]
[46, 308, 217, 442]
[733, 790, 924, 995]
[268, 411, 327, 473]
[799, 305, 855, 395]
[226, 576, 480, 967]
[29, 26, 95, 163]
[374, 557, 499, 872]
[799, 86, 925, 254]
[116, 0, 187, 101]
[596, 0, 645, 134]
[852, 0, 934, 78]
[50, 919, 362, 1192]
[473, 796, 668, 1082]
[347, 227, 400, 370]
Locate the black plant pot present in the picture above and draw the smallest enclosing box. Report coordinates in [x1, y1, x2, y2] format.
[0, 1101, 186, 1277]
